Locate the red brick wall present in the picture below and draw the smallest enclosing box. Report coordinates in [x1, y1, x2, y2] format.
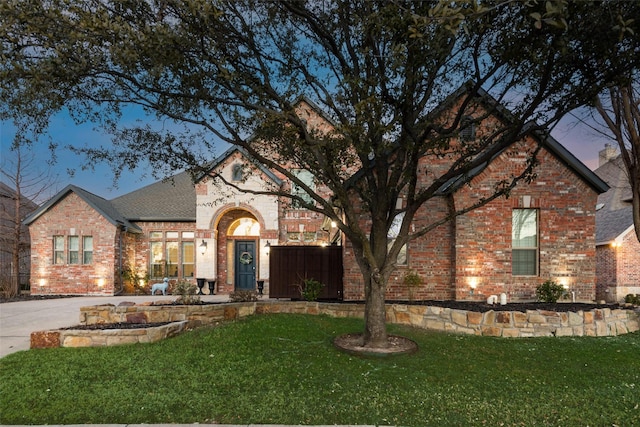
[619, 230, 640, 288]
[29, 193, 118, 295]
[343, 138, 599, 302]
[454, 140, 598, 302]
[127, 221, 197, 288]
[596, 245, 617, 301]
[598, 228, 640, 302]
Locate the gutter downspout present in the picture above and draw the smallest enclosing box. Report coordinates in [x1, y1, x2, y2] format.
[114, 224, 127, 295]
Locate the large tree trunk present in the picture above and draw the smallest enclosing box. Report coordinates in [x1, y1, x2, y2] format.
[632, 176, 640, 243]
[362, 270, 389, 349]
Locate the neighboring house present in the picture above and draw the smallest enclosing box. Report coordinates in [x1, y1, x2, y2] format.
[594, 145, 640, 302]
[24, 91, 609, 301]
[0, 181, 38, 291]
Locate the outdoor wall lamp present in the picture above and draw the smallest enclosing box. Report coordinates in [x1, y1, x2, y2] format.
[199, 239, 207, 255]
[265, 241, 271, 255]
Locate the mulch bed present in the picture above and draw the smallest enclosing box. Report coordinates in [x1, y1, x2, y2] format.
[384, 300, 624, 313]
[60, 322, 172, 330]
[2, 294, 630, 314]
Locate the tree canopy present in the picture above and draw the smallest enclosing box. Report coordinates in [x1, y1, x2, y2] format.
[2, 0, 639, 347]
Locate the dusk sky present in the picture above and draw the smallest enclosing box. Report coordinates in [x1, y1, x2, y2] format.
[1, 108, 612, 204]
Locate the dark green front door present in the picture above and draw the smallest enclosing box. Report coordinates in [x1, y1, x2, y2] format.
[235, 240, 256, 291]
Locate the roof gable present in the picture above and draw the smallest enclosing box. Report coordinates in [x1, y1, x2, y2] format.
[594, 155, 634, 244]
[197, 146, 283, 186]
[23, 185, 142, 232]
[434, 86, 609, 195]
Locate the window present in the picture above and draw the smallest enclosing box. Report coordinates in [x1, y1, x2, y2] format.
[512, 209, 538, 276]
[149, 231, 195, 278]
[53, 236, 64, 264]
[291, 169, 315, 207]
[166, 241, 179, 277]
[68, 236, 79, 264]
[182, 242, 194, 277]
[83, 236, 93, 264]
[232, 164, 244, 181]
[460, 116, 476, 142]
[150, 241, 164, 278]
[388, 212, 407, 265]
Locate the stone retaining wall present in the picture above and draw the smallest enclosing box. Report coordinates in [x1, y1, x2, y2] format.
[79, 301, 640, 338]
[31, 321, 188, 349]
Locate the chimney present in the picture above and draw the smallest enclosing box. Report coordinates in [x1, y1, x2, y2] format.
[598, 143, 618, 167]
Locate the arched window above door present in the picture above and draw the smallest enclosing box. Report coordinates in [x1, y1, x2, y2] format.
[228, 218, 260, 236]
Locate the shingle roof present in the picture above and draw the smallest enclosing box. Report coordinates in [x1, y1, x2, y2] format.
[594, 155, 634, 244]
[23, 184, 142, 232]
[111, 170, 196, 221]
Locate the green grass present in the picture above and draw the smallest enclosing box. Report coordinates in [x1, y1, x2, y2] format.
[1, 314, 639, 426]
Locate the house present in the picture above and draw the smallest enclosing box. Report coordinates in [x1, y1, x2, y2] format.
[24, 91, 609, 301]
[0, 181, 38, 293]
[594, 145, 640, 302]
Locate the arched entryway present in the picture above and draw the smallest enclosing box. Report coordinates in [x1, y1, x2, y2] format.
[215, 210, 262, 293]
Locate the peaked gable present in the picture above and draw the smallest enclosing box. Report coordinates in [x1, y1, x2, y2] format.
[197, 146, 283, 186]
[23, 184, 142, 232]
[433, 86, 609, 195]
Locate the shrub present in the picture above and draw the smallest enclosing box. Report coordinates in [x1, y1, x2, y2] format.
[229, 290, 259, 302]
[624, 294, 640, 305]
[120, 264, 149, 295]
[402, 270, 422, 301]
[535, 280, 565, 303]
[297, 278, 324, 301]
[174, 280, 200, 304]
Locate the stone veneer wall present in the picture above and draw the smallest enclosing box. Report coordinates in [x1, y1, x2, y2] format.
[31, 321, 188, 349]
[79, 301, 639, 338]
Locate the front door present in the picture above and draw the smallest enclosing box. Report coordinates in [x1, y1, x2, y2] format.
[235, 240, 256, 291]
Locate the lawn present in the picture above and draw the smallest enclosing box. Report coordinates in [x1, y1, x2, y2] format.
[1, 314, 639, 426]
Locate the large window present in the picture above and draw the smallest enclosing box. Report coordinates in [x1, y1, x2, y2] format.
[53, 236, 64, 264]
[52, 235, 93, 265]
[149, 231, 195, 279]
[68, 236, 79, 264]
[512, 209, 538, 276]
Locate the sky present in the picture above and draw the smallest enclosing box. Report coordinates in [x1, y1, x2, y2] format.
[1, 108, 612, 204]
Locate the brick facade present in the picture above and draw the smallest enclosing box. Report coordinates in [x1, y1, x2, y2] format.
[29, 193, 119, 295]
[596, 228, 640, 302]
[27, 99, 606, 300]
[343, 138, 600, 302]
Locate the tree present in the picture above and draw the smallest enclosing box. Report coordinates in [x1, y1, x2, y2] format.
[592, 75, 640, 242]
[1, 0, 638, 347]
[0, 146, 56, 297]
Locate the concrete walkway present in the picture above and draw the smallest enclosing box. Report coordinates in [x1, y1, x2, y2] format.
[0, 294, 231, 358]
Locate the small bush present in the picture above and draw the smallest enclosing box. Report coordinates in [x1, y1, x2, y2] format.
[174, 280, 200, 304]
[402, 270, 422, 301]
[229, 290, 259, 302]
[624, 294, 640, 305]
[535, 280, 565, 303]
[297, 278, 324, 301]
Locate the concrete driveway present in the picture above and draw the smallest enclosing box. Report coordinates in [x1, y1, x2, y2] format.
[0, 294, 230, 358]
